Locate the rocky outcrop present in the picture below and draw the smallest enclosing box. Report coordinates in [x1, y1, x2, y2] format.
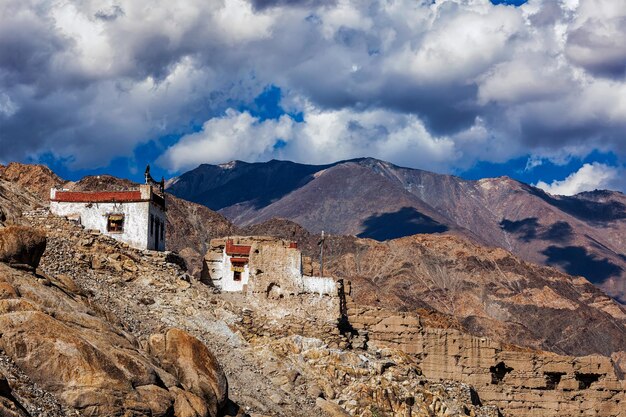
[0, 177, 44, 225]
[0, 228, 229, 416]
[148, 328, 228, 417]
[346, 301, 626, 417]
[0, 162, 64, 201]
[0, 226, 46, 270]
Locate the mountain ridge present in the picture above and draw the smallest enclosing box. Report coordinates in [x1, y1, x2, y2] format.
[167, 157, 626, 303]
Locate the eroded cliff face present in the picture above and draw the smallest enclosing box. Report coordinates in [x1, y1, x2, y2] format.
[346, 299, 626, 417]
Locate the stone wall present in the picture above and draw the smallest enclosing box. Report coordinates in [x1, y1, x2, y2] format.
[346, 299, 626, 416]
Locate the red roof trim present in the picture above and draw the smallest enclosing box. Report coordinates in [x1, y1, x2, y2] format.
[52, 191, 143, 203]
[230, 257, 249, 263]
[225, 239, 251, 256]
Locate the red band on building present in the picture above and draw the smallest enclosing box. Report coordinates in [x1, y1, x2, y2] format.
[230, 257, 249, 263]
[52, 191, 143, 203]
[226, 240, 252, 256]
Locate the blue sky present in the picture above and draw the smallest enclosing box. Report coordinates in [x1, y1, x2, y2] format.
[1, 0, 625, 195]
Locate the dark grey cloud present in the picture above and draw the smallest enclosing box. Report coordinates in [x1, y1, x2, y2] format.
[94, 5, 125, 21]
[0, 12, 68, 89]
[250, 0, 335, 11]
[566, 21, 626, 78]
[564, 2, 626, 79]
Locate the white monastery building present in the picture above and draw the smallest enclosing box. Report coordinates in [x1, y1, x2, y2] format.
[50, 167, 166, 251]
[203, 236, 337, 296]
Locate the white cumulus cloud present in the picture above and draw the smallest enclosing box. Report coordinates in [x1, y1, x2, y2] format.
[160, 104, 463, 172]
[534, 163, 624, 196]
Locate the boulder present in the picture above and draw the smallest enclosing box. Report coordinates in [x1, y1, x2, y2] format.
[0, 226, 46, 270]
[148, 329, 228, 416]
[315, 398, 351, 417]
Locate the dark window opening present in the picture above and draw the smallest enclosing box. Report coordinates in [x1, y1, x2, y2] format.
[107, 214, 124, 233]
[544, 372, 565, 390]
[575, 373, 601, 389]
[160, 219, 164, 240]
[233, 271, 242, 281]
[490, 362, 513, 385]
[154, 221, 159, 248]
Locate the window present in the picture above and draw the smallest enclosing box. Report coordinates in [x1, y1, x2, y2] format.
[160, 220, 165, 240]
[233, 271, 242, 281]
[107, 214, 124, 233]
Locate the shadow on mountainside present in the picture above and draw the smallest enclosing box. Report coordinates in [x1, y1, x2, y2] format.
[541, 245, 623, 285]
[500, 218, 574, 243]
[173, 160, 332, 211]
[527, 188, 626, 223]
[358, 207, 448, 241]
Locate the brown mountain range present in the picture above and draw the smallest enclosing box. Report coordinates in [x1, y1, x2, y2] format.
[166, 158, 626, 303]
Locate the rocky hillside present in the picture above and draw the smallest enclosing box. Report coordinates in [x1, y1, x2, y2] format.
[0, 178, 44, 226]
[12, 212, 625, 417]
[0, 166, 237, 278]
[330, 234, 626, 358]
[0, 163, 63, 201]
[5, 206, 506, 417]
[166, 158, 626, 303]
[0, 225, 229, 416]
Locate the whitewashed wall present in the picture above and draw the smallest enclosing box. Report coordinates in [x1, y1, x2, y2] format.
[300, 276, 337, 296]
[51, 200, 152, 249]
[219, 252, 250, 292]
